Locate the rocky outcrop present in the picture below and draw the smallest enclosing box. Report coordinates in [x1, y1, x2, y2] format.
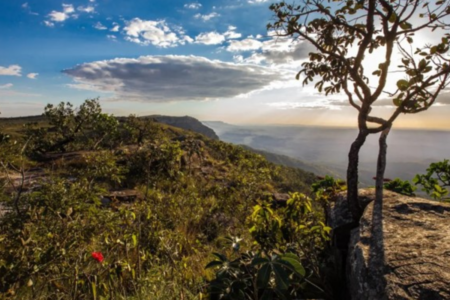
[329, 189, 450, 300]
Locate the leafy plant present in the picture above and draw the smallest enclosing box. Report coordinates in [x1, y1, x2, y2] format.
[414, 159, 450, 200]
[384, 178, 416, 196]
[207, 191, 332, 299]
[207, 251, 306, 300]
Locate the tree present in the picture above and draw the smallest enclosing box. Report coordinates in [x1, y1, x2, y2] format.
[269, 0, 450, 220]
[41, 98, 120, 152]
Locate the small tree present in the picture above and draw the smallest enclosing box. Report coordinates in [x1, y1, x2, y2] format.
[269, 0, 450, 220]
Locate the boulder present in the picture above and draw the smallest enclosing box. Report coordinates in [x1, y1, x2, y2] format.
[345, 189, 450, 300]
[272, 192, 290, 207]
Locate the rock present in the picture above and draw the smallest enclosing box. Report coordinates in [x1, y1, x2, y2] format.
[347, 189, 450, 300]
[272, 192, 290, 207]
[327, 189, 375, 299]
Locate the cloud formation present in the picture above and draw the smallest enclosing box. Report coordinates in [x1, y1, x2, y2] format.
[110, 24, 120, 32]
[224, 26, 242, 39]
[0, 83, 13, 89]
[184, 2, 202, 9]
[45, 3, 95, 27]
[195, 31, 225, 45]
[194, 12, 220, 21]
[27, 73, 39, 79]
[123, 18, 193, 47]
[77, 5, 95, 13]
[228, 36, 313, 65]
[63, 55, 280, 102]
[94, 22, 107, 30]
[0, 65, 22, 76]
[227, 38, 263, 52]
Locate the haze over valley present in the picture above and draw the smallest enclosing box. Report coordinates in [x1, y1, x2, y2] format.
[204, 121, 450, 185]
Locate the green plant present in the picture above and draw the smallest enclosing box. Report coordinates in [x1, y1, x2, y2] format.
[384, 178, 416, 196]
[207, 250, 306, 300]
[414, 159, 450, 200]
[207, 191, 331, 299]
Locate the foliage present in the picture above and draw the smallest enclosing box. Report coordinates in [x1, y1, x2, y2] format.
[384, 178, 416, 196]
[268, 0, 450, 219]
[206, 191, 332, 299]
[207, 251, 307, 300]
[26, 99, 120, 154]
[311, 175, 346, 202]
[0, 99, 322, 299]
[414, 159, 450, 200]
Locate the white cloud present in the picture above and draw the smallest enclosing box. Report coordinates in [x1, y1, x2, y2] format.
[227, 38, 263, 52]
[94, 22, 107, 30]
[0, 65, 22, 76]
[27, 73, 39, 79]
[195, 32, 225, 45]
[48, 11, 69, 22]
[123, 18, 192, 47]
[0, 83, 13, 89]
[194, 12, 220, 21]
[77, 5, 95, 13]
[227, 36, 313, 65]
[248, 0, 269, 3]
[46, 3, 93, 25]
[184, 2, 202, 9]
[22, 2, 28, 8]
[47, 4, 75, 22]
[44, 20, 54, 27]
[107, 35, 117, 41]
[110, 24, 120, 32]
[224, 26, 242, 39]
[63, 55, 280, 102]
[62, 4, 75, 14]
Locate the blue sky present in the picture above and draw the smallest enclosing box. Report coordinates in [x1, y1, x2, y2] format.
[1, 0, 449, 129]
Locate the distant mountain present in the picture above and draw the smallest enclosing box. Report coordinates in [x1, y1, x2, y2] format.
[240, 145, 338, 177]
[203, 122, 450, 186]
[148, 115, 219, 140]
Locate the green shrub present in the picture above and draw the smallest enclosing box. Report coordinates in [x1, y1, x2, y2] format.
[414, 159, 450, 201]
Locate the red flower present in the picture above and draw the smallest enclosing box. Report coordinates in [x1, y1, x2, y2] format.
[91, 252, 104, 263]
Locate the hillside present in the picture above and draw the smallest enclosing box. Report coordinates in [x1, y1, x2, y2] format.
[146, 115, 219, 140]
[203, 121, 340, 178]
[241, 145, 339, 178]
[0, 114, 219, 140]
[0, 100, 323, 299]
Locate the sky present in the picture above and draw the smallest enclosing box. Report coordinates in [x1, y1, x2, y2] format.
[0, 0, 449, 129]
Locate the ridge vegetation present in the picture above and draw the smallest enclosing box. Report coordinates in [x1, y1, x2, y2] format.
[0, 99, 334, 299]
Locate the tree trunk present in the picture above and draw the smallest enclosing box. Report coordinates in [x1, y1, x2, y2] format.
[375, 127, 391, 206]
[347, 130, 369, 221]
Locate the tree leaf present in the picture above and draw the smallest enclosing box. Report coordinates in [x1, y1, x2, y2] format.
[272, 264, 290, 291]
[257, 264, 272, 288]
[281, 254, 306, 277]
[205, 260, 223, 269]
[396, 79, 409, 91]
[252, 257, 269, 266]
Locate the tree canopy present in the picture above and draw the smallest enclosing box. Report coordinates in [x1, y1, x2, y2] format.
[269, 0, 450, 219]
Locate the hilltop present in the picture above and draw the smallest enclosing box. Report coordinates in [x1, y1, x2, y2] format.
[0, 100, 323, 299]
